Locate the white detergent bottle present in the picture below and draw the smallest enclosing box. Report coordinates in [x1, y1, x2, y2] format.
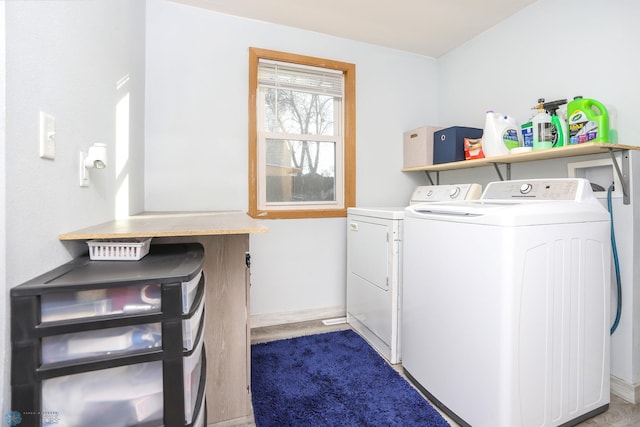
[482, 110, 521, 157]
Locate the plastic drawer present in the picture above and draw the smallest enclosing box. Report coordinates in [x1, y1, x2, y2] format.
[185, 337, 205, 424]
[41, 361, 163, 427]
[183, 294, 205, 351]
[192, 396, 206, 427]
[39, 269, 202, 323]
[40, 283, 162, 323]
[41, 323, 162, 365]
[182, 271, 202, 313]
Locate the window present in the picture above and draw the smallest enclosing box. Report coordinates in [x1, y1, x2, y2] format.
[248, 48, 356, 219]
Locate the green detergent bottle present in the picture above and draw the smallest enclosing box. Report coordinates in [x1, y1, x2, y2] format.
[567, 96, 610, 144]
[541, 99, 568, 148]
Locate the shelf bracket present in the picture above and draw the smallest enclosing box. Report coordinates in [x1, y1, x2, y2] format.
[424, 170, 439, 185]
[608, 149, 630, 204]
[491, 163, 511, 181]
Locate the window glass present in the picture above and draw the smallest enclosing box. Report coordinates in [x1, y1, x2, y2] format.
[264, 89, 335, 136]
[265, 138, 336, 203]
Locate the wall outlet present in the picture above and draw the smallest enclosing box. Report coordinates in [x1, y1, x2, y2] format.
[39, 112, 55, 160]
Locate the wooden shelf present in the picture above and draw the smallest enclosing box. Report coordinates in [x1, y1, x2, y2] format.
[59, 211, 268, 240]
[401, 143, 639, 173]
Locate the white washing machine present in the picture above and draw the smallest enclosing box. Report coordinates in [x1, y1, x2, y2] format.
[346, 183, 482, 364]
[402, 178, 611, 427]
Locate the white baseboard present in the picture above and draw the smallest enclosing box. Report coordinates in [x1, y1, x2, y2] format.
[610, 375, 640, 404]
[251, 306, 345, 328]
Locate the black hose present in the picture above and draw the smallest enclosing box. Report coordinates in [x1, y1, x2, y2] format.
[608, 183, 622, 335]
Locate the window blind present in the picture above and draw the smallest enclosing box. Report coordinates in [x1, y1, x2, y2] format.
[258, 59, 343, 98]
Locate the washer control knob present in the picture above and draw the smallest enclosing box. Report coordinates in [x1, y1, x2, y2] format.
[449, 187, 461, 198]
[520, 183, 533, 194]
[427, 190, 433, 197]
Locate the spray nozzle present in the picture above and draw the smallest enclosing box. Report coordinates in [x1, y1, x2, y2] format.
[542, 99, 568, 116]
[533, 98, 546, 112]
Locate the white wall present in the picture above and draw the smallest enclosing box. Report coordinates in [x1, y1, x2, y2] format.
[2, 0, 146, 413]
[144, 0, 438, 323]
[435, 0, 640, 390]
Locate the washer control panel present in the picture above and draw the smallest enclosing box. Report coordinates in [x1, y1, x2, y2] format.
[410, 183, 482, 204]
[482, 179, 589, 201]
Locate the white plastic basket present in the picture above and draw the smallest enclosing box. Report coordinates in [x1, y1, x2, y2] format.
[87, 238, 152, 261]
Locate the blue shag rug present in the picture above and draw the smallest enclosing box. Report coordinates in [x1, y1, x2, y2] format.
[251, 329, 450, 427]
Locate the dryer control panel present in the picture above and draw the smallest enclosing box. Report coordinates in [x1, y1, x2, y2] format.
[482, 178, 591, 201]
[410, 183, 482, 205]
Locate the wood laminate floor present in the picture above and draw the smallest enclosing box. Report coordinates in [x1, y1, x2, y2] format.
[248, 320, 640, 427]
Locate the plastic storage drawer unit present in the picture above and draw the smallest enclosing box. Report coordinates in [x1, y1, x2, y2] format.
[10, 243, 207, 427]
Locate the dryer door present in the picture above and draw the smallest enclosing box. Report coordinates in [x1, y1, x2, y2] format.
[348, 217, 391, 291]
[347, 214, 401, 360]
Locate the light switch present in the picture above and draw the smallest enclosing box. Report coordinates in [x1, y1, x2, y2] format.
[39, 112, 55, 160]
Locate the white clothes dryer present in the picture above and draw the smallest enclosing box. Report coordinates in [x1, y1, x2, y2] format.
[402, 178, 611, 427]
[346, 183, 482, 364]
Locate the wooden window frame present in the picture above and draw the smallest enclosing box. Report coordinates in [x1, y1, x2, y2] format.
[248, 47, 356, 219]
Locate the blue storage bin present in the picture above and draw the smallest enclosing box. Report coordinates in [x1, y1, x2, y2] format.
[434, 126, 483, 164]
